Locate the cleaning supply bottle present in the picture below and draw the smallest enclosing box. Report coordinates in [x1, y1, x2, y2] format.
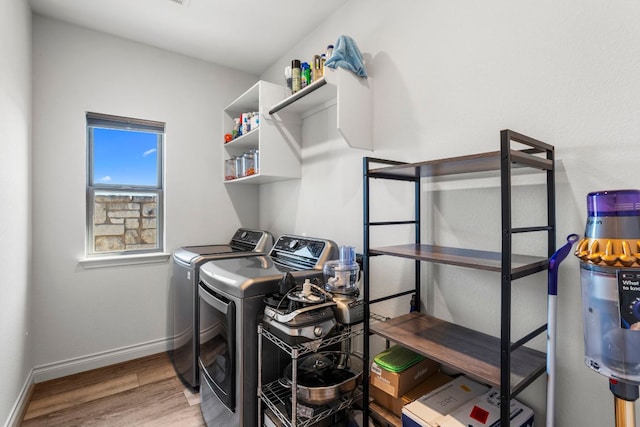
[284, 65, 292, 92]
[291, 59, 301, 94]
[301, 62, 311, 89]
[312, 55, 323, 81]
[326, 44, 334, 59]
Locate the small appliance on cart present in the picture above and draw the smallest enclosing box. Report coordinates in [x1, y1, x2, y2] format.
[259, 245, 365, 427]
[323, 245, 364, 326]
[263, 276, 338, 345]
[171, 228, 273, 389]
[262, 245, 364, 347]
[197, 234, 338, 427]
[575, 190, 640, 427]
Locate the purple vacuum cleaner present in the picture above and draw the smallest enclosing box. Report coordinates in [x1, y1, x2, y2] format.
[575, 190, 640, 427]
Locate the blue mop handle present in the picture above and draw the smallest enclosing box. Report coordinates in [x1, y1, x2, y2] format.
[548, 234, 580, 295]
[546, 233, 579, 427]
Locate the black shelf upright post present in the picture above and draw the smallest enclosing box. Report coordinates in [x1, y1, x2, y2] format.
[362, 157, 422, 425]
[362, 157, 371, 424]
[499, 130, 556, 425]
[499, 130, 514, 425]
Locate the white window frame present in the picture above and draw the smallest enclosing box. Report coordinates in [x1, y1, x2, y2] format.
[85, 112, 165, 259]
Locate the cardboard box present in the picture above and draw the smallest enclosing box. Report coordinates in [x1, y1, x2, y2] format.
[370, 357, 440, 398]
[370, 372, 453, 417]
[401, 376, 489, 427]
[439, 389, 534, 427]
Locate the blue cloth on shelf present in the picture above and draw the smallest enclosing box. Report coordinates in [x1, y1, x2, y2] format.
[324, 35, 368, 78]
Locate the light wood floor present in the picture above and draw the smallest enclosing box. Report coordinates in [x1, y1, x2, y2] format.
[21, 352, 205, 426]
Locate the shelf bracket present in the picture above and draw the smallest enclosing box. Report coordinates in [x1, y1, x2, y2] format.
[268, 79, 328, 115]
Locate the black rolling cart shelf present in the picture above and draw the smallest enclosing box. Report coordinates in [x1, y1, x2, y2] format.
[257, 325, 365, 427]
[362, 130, 556, 426]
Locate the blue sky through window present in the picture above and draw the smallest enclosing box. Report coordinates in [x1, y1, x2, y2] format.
[93, 127, 159, 186]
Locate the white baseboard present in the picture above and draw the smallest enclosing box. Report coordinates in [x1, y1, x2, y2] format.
[4, 369, 34, 427]
[32, 336, 172, 383]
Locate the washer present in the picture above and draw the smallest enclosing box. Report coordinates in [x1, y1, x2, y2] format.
[171, 228, 272, 389]
[197, 235, 338, 427]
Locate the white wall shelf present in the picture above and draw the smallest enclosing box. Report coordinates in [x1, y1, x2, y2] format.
[222, 69, 372, 185]
[268, 67, 373, 151]
[223, 81, 301, 185]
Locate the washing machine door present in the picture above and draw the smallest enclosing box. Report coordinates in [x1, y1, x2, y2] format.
[198, 284, 235, 412]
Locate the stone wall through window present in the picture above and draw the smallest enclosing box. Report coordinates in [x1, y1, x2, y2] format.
[93, 194, 158, 253]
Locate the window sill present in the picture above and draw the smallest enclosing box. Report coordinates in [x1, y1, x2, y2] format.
[78, 253, 171, 269]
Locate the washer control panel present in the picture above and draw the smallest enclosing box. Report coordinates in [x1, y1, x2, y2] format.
[269, 235, 338, 270]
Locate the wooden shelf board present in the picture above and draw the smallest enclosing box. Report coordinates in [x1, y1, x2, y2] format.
[370, 312, 546, 391]
[368, 150, 551, 180]
[369, 244, 548, 276]
[369, 401, 402, 427]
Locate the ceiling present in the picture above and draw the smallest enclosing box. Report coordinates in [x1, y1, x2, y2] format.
[28, 0, 348, 75]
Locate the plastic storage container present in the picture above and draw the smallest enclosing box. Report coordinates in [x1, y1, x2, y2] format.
[224, 157, 236, 180]
[235, 156, 244, 178]
[242, 151, 256, 176]
[251, 149, 259, 174]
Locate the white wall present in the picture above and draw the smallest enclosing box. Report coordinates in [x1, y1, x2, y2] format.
[0, 0, 32, 424]
[259, 0, 640, 425]
[31, 16, 259, 379]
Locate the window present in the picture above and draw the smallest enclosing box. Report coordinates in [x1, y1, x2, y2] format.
[87, 112, 164, 256]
